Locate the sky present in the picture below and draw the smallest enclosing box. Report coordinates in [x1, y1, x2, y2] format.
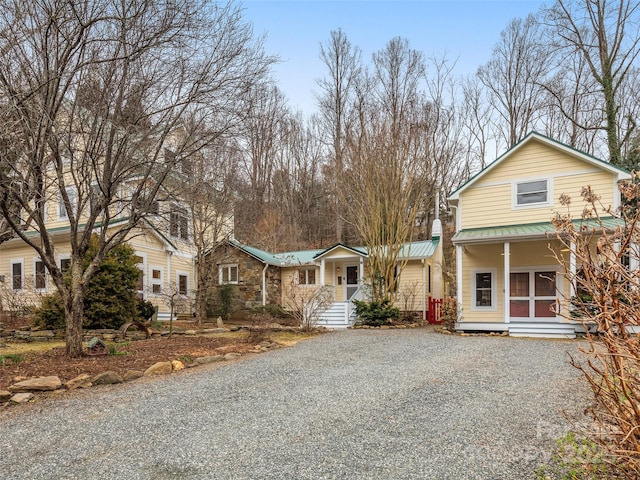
[242, 0, 547, 114]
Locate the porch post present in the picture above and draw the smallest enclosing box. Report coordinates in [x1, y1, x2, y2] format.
[503, 242, 510, 324]
[359, 257, 364, 286]
[320, 258, 325, 286]
[456, 245, 463, 312]
[569, 240, 576, 299]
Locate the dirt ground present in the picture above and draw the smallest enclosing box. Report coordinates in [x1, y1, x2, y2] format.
[0, 316, 310, 389]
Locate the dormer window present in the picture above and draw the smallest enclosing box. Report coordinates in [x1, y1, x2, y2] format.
[513, 178, 551, 208]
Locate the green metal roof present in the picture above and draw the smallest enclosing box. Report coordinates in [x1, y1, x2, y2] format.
[452, 217, 624, 244]
[228, 238, 439, 266]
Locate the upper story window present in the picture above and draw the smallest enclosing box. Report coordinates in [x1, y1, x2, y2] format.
[169, 206, 189, 240]
[298, 267, 316, 285]
[58, 187, 77, 220]
[513, 179, 551, 207]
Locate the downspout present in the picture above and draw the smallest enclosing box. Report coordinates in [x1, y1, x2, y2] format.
[262, 263, 268, 306]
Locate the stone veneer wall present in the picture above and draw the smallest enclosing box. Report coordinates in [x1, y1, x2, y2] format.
[213, 246, 282, 310]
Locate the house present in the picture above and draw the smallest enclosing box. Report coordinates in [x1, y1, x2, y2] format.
[210, 221, 444, 327]
[448, 132, 631, 338]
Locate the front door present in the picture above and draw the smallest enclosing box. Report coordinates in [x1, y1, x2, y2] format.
[510, 270, 557, 320]
[346, 265, 359, 300]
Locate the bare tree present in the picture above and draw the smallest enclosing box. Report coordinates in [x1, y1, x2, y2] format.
[342, 38, 427, 302]
[180, 139, 239, 325]
[478, 14, 550, 148]
[0, 0, 272, 356]
[317, 29, 361, 242]
[283, 272, 333, 331]
[543, 0, 640, 165]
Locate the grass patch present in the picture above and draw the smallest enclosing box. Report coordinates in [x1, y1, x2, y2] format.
[536, 432, 621, 479]
[1, 341, 65, 356]
[0, 353, 24, 365]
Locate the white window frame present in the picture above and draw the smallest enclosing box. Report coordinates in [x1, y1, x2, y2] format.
[470, 268, 497, 311]
[298, 267, 317, 286]
[10, 258, 24, 291]
[176, 271, 190, 296]
[150, 265, 163, 296]
[33, 258, 47, 291]
[134, 253, 146, 299]
[169, 205, 189, 241]
[58, 254, 71, 273]
[512, 177, 552, 209]
[219, 264, 238, 285]
[58, 187, 77, 220]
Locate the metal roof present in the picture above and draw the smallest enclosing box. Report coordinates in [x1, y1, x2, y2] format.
[227, 238, 439, 266]
[452, 217, 624, 244]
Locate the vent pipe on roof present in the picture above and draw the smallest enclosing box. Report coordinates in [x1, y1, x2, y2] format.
[432, 191, 442, 240]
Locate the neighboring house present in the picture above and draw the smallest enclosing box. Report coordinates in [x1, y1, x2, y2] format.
[0, 162, 199, 322]
[448, 132, 631, 338]
[211, 220, 444, 327]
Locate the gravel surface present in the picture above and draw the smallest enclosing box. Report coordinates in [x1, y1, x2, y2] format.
[0, 329, 590, 479]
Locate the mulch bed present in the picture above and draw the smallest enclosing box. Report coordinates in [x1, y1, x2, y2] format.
[0, 314, 258, 389]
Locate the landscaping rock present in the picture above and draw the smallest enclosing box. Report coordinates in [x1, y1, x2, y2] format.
[144, 361, 173, 376]
[92, 371, 124, 385]
[184, 330, 196, 336]
[171, 360, 185, 371]
[0, 390, 12, 402]
[123, 370, 144, 382]
[200, 328, 227, 334]
[65, 374, 93, 390]
[10, 392, 34, 403]
[9, 376, 62, 392]
[194, 355, 224, 365]
[224, 352, 241, 360]
[30, 330, 55, 339]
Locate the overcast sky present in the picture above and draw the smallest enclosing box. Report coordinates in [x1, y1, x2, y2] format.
[241, 0, 547, 114]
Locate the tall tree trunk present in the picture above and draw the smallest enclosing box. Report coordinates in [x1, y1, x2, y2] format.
[65, 267, 85, 357]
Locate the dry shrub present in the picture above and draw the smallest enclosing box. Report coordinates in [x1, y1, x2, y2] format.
[245, 312, 273, 344]
[553, 182, 640, 477]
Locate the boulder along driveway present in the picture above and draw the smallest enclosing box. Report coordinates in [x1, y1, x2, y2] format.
[0, 329, 590, 479]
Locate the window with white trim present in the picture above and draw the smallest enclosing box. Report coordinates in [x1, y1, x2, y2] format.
[177, 273, 189, 295]
[514, 179, 550, 207]
[59, 256, 71, 273]
[298, 267, 316, 285]
[58, 187, 77, 220]
[219, 264, 238, 284]
[34, 259, 46, 290]
[169, 206, 189, 240]
[471, 269, 497, 310]
[11, 259, 23, 291]
[150, 267, 163, 294]
[134, 254, 145, 299]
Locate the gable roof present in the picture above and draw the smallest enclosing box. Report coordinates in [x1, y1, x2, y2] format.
[220, 238, 439, 267]
[448, 131, 631, 202]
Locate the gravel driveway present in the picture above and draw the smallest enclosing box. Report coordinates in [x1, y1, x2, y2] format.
[0, 329, 590, 479]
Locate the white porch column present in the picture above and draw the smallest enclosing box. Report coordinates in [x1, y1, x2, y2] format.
[503, 242, 510, 324]
[456, 245, 463, 310]
[320, 258, 325, 286]
[569, 239, 576, 299]
[359, 257, 364, 286]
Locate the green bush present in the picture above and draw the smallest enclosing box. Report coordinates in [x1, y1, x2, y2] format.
[33, 236, 143, 330]
[353, 299, 400, 327]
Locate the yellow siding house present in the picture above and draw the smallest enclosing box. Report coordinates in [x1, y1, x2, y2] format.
[448, 132, 630, 337]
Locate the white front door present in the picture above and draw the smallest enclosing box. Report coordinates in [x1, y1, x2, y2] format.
[345, 265, 359, 300]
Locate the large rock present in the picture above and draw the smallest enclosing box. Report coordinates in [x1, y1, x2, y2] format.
[9, 376, 62, 392]
[123, 370, 144, 382]
[92, 371, 124, 385]
[30, 330, 55, 339]
[224, 352, 241, 360]
[194, 355, 224, 365]
[65, 374, 92, 390]
[0, 390, 12, 402]
[10, 392, 34, 403]
[144, 361, 173, 376]
[171, 360, 185, 371]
